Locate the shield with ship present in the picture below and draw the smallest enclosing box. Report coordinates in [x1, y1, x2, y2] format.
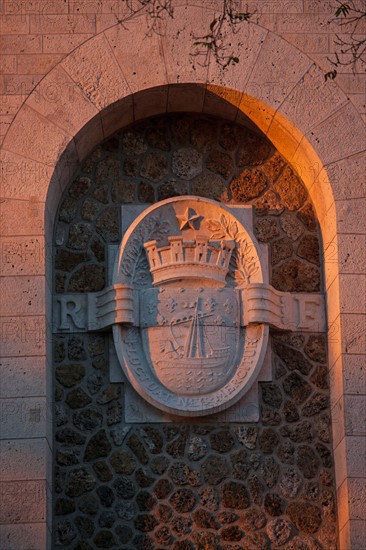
[141, 288, 240, 395]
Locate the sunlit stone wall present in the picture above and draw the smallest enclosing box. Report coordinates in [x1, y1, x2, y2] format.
[53, 114, 337, 549]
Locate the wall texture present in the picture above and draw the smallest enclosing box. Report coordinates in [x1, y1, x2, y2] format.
[0, 2, 365, 549]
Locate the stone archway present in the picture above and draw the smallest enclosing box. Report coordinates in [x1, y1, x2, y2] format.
[1, 9, 365, 548]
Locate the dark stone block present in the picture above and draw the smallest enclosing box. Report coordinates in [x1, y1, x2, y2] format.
[272, 259, 320, 292]
[283, 372, 312, 404]
[56, 364, 85, 388]
[170, 488, 197, 513]
[154, 478, 173, 499]
[237, 132, 271, 167]
[222, 481, 250, 509]
[68, 264, 105, 292]
[297, 445, 320, 479]
[55, 498, 75, 515]
[113, 476, 136, 499]
[274, 342, 313, 375]
[287, 502, 322, 534]
[136, 491, 157, 512]
[221, 525, 244, 542]
[202, 455, 230, 485]
[134, 513, 159, 532]
[210, 429, 234, 453]
[66, 468, 96, 497]
[74, 515, 94, 538]
[264, 492, 286, 517]
[56, 428, 86, 445]
[127, 433, 149, 464]
[192, 508, 219, 529]
[109, 450, 136, 474]
[93, 530, 117, 548]
[73, 408, 103, 431]
[84, 430, 112, 461]
[96, 485, 114, 507]
[92, 461, 113, 482]
[280, 421, 314, 443]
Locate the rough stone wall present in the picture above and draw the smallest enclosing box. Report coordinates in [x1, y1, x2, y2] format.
[53, 114, 336, 549]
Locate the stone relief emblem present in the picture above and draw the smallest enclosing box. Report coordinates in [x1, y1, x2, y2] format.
[53, 196, 326, 419]
[112, 197, 268, 416]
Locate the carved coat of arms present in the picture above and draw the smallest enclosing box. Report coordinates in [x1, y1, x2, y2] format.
[54, 195, 325, 418]
[113, 197, 268, 416]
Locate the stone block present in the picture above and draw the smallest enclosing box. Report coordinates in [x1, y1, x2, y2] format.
[0, 397, 47, 439]
[0, 356, 46, 399]
[331, 394, 346, 450]
[0, 34, 42, 54]
[0, 276, 45, 316]
[338, 234, 366, 275]
[339, 519, 366, 550]
[158, 5, 209, 85]
[0, 55, 17, 74]
[282, 32, 330, 53]
[0, 149, 54, 201]
[16, 54, 63, 75]
[0, 95, 23, 116]
[344, 395, 366, 436]
[167, 84, 204, 113]
[203, 86, 241, 121]
[279, 64, 347, 134]
[74, 114, 104, 162]
[327, 275, 366, 323]
[266, 115, 303, 161]
[306, 102, 366, 167]
[0, 524, 46, 550]
[27, 65, 99, 137]
[134, 87, 168, 120]
[3, 105, 71, 166]
[0, 198, 45, 237]
[101, 95, 134, 138]
[347, 479, 366, 520]
[345, 436, 366, 478]
[324, 150, 366, 201]
[246, 32, 311, 110]
[0, 438, 50, 482]
[336, 198, 366, 235]
[29, 14, 95, 34]
[0, 14, 29, 33]
[207, 23, 267, 93]
[0, 316, 46, 356]
[238, 94, 274, 134]
[340, 314, 366, 356]
[43, 33, 94, 54]
[0, 236, 45, 276]
[342, 354, 366, 396]
[105, 22, 168, 93]
[62, 33, 129, 111]
[0, 480, 46, 524]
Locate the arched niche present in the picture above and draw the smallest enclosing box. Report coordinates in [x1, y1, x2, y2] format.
[1, 13, 364, 547]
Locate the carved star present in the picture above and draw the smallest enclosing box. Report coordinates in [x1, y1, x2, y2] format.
[176, 208, 200, 230]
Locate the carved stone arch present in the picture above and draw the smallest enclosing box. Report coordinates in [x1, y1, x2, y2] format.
[1, 11, 364, 547]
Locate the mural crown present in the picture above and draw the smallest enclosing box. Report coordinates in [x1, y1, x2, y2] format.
[144, 235, 235, 286]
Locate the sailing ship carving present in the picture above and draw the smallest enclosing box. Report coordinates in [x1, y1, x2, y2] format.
[155, 299, 232, 394]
